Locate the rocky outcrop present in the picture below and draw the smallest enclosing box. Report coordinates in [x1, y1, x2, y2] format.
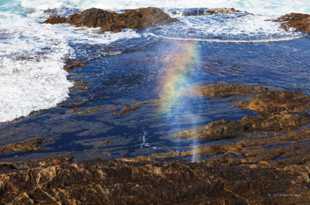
[277, 13, 310, 33]
[176, 84, 310, 140]
[0, 156, 309, 205]
[45, 7, 176, 32]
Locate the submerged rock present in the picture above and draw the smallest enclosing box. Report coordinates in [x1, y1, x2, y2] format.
[0, 138, 43, 154]
[277, 13, 310, 33]
[239, 89, 310, 113]
[46, 7, 176, 32]
[187, 84, 268, 97]
[176, 113, 310, 140]
[64, 59, 86, 72]
[207, 8, 241, 15]
[177, 84, 310, 141]
[172, 8, 241, 16]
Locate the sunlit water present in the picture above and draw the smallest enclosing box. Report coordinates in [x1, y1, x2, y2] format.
[0, 0, 309, 160]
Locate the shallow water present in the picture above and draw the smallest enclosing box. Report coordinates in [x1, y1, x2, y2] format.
[0, 1, 309, 160]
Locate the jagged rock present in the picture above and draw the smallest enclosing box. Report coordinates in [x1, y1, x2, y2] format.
[0, 157, 309, 205]
[177, 84, 310, 141]
[45, 7, 176, 32]
[277, 13, 310, 33]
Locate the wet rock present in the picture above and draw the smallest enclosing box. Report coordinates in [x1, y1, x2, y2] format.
[114, 103, 143, 116]
[72, 81, 88, 91]
[46, 7, 176, 32]
[44, 16, 67, 24]
[0, 157, 309, 205]
[188, 84, 268, 97]
[113, 99, 161, 116]
[0, 138, 44, 154]
[277, 13, 310, 33]
[64, 59, 86, 72]
[176, 119, 243, 140]
[239, 90, 310, 113]
[177, 84, 310, 141]
[176, 112, 310, 140]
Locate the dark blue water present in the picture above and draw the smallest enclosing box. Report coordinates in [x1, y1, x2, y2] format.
[0, 34, 309, 160]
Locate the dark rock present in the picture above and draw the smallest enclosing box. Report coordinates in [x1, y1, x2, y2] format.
[46, 7, 176, 32]
[277, 13, 310, 33]
[44, 16, 67, 24]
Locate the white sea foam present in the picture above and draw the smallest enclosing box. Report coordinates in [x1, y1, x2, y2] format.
[0, 11, 141, 122]
[52, 25, 141, 45]
[0, 13, 73, 122]
[20, 0, 310, 15]
[150, 13, 304, 42]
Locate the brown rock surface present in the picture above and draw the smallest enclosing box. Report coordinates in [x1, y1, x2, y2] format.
[45, 7, 176, 32]
[177, 84, 310, 140]
[0, 156, 309, 205]
[277, 13, 310, 33]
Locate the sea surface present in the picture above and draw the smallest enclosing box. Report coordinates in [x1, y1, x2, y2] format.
[0, 0, 309, 160]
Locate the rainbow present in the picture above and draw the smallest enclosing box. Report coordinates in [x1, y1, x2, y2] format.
[158, 40, 201, 162]
[158, 40, 200, 112]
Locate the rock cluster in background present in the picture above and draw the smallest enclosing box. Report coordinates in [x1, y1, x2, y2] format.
[277, 13, 310, 33]
[45, 7, 176, 32]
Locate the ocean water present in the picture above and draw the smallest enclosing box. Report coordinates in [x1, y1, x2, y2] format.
[0, 0, 309, 160]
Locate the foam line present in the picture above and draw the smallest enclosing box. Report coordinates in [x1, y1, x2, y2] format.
[149, 33, 304, 44]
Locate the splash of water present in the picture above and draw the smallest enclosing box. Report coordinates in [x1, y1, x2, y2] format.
[159, 41, 198, 112]
[158, 40, 201, 162]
